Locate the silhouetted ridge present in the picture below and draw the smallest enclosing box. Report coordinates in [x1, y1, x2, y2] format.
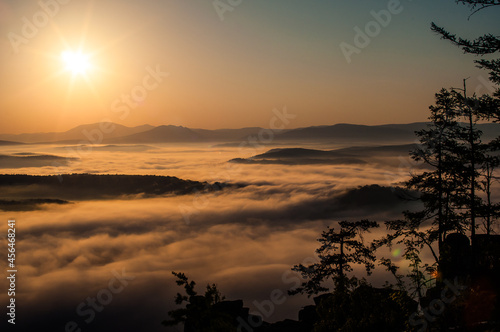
[107, 125, 204, 143]
[2, 122, 499, 144]
[0, 174, 226, 201]
[230, 144, 419, 165]
[275, 123, 417, 142]
[0, 140, 24, 146]
[254, 148, 335, 158]
[0, 198, 69, 211]
[0, 123, 154, 143]
[0, 153, 77, 168]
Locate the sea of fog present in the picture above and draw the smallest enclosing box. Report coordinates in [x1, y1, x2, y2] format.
[0, 142, 468, 331]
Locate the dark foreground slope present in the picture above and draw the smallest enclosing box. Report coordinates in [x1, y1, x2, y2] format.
[0, 174, 224, 211]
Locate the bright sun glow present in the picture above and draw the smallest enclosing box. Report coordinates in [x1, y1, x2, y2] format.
[61, 50, 91, 75]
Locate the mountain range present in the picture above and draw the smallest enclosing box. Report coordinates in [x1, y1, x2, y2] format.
[0, 124, 154, 144]
[0, 140, 24, 146]
[1, 122, 499, 145]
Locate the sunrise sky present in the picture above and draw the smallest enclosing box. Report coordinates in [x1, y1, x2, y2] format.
[0, 0, 499, 134]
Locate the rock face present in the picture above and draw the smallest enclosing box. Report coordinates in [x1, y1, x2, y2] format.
[440, 233, 472, 280]
[424, 233, 500, 330]
[440, 233, 500, 280]
[182, 299, 262, 332]
[475, 234, 500, 275]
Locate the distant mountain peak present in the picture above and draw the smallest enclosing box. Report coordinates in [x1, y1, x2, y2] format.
[1, 122, 498, 144]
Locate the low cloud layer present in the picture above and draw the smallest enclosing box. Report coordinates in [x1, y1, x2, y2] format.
[0, 143, 495, 331]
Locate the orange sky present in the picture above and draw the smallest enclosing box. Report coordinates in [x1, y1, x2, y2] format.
[0, 0, 498, 134]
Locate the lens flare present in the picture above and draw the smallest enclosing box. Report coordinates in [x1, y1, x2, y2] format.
[392, 248, 401, 257]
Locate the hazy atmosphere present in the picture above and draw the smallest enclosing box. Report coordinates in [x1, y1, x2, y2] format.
[1, 1, 500, 332]
[0, 0, 499, 133]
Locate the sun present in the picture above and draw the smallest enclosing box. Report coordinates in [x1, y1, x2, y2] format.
[61, 50, 91, 75]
